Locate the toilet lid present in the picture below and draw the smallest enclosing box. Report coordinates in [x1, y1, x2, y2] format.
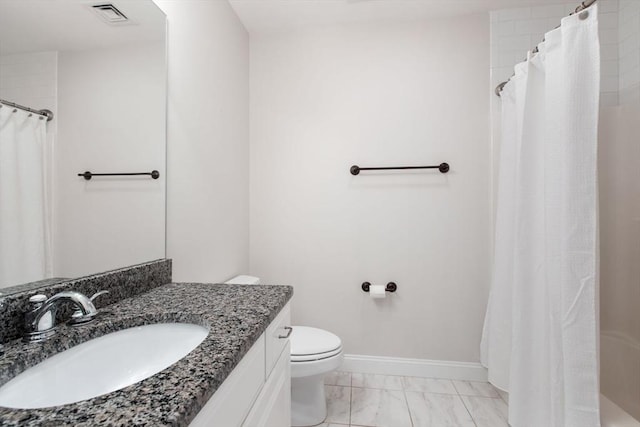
[290, 326, 342, 356]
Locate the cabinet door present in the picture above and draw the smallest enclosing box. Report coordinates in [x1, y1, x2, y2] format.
[243, 342, 291, 427]
[189, 335, 266, 427]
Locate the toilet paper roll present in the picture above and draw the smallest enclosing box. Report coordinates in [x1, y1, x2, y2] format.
[370, 284, 386, 299]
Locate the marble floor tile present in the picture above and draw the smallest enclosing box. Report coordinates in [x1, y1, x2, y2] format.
[461, 396, 509, 427]
[401, 377, 458, 395]
[497, 388, 509, 403]
[325, 371, 352, 387]
[405, 391, 475, 427]
[350, 387, 412, 427]
[325, 385, 351, 424]
[453, 380, 500, 398]
[351, 373, 404, 390]
[317, 424, 349, 427]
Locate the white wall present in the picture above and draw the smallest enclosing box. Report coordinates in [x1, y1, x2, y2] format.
[250, 15, 491, 362]
[619, 0, 640, 104]
[599, 104, 640, 420]
[154, 0, 250, 283]
[55, 43, 166, 278]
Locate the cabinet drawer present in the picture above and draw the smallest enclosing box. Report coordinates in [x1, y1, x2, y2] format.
[265, 303, 291, 377]
[189, 335, 266, 427]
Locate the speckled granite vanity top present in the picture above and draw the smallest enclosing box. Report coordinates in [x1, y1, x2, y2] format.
[0, 283, 293, 426]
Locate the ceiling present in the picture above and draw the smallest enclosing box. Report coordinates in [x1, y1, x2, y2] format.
[229, 0, 574, 34]
[0, 0, 165, 55]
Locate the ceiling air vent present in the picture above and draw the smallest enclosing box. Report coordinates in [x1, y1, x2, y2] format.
[91, 4, 129, 24]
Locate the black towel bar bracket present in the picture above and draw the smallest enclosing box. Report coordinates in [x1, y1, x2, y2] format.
[350, 163, 449, 175]
[361, 282, 397, 293]
[78, 170, 160, 181]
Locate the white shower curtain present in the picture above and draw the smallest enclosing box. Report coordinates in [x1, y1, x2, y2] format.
[0, 106, 52, 288]
[481, 5, 600, 427]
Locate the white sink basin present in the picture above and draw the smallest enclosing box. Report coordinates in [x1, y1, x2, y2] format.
[0, 323, 208, 409]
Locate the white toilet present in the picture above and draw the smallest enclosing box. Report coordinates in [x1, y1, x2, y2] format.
[224, 275, 343, 427]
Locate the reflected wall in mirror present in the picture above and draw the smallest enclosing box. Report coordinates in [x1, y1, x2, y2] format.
[0, 0, 167, 294]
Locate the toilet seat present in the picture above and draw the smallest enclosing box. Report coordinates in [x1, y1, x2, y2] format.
[291, 346, 343, 362]
[290, 348, 343, 379]
[290, 326, 341, 359]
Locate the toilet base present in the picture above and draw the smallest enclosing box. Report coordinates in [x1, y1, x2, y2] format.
[291, 374, 327, 426]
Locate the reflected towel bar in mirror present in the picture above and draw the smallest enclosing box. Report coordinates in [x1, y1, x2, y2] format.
[78, 170, 160, 180]
[350, 163, 449, 175]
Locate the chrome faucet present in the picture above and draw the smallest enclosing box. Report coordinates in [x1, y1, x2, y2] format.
[23, 290, 108, 342]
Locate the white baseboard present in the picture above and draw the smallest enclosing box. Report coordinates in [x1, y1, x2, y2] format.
[341, 354, 488, 382]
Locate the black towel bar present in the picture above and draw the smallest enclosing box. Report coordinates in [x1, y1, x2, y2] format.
[78, 170, 160, 180]
[350, 163, 449, 175]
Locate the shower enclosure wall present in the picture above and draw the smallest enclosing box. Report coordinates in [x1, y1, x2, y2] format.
[599, 0, 640, 421]
[599, 104, 640, 422]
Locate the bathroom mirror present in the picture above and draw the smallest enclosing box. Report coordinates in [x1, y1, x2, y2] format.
[0, 0, 167, 294]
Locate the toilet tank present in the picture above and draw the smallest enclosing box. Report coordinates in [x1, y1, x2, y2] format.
[224, 275, 260, 285]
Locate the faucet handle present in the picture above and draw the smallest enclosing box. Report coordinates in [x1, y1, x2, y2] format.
[28, 295, 55, 331]
[28, 294, 47, 308]
[90, 290, 109, 302]
[23, 294, 57, 341]
[70, 290, 109, 323]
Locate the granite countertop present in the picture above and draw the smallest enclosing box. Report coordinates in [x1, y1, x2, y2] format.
[0, 283, 293, 426]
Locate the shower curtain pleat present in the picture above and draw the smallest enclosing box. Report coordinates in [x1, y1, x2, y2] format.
[481, 5, 601, 427]
[0, 107, 52, 288]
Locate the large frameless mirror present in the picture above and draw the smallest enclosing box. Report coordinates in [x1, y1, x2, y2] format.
[0, 0, 167, 295]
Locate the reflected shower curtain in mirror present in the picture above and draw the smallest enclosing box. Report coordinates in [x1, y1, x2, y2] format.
[481, 5, 600, 427]
[0, 107, 52, 288]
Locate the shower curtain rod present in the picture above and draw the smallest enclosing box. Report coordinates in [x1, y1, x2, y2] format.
[0, 98, 54, 121]
[494, 0, 597, 97]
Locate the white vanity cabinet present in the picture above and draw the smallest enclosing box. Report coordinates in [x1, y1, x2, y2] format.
[189, 303, 291, 427]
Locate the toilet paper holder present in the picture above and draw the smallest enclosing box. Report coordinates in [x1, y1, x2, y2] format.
[361, 282, 397, 293]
